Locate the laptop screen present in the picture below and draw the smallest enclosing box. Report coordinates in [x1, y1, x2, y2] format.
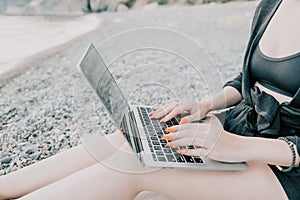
[79, 43, 129, 126]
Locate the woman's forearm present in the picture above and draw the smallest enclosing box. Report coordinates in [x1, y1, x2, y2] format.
[201, 86, 242, 112]
[234, 134, 300, 167]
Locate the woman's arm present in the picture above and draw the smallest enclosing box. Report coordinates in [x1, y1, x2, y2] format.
[245, 136, 300, 167]
[202, 86, 242, 113]
[221, 133, 300, 167]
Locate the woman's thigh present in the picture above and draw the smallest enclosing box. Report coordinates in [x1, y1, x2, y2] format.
[22, 132, 288, 200]
[103, 132, 289, 200]
[19, 162, 141, 200]
[142, 161, 288, 200]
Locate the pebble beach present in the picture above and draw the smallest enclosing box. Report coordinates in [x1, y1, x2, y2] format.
[0, 1, 257, 197]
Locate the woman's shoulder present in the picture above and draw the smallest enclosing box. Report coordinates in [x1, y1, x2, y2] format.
[250, 0, 282, 33]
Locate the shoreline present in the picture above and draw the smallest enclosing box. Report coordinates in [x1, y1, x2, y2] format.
[0, 14, 102, 87]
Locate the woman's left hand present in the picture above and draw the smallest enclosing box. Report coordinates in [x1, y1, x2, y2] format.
[163, 115, 244, 163]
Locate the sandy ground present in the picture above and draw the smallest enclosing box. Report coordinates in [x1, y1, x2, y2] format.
[0, 14, 102, 85]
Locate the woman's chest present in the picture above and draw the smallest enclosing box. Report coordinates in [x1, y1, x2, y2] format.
[259, 2, 300, 58]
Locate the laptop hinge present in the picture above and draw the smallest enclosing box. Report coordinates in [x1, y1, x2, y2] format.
[128, 110, 144, 153]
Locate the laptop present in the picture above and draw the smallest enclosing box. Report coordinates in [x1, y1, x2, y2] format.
[78, 43, 248, 170]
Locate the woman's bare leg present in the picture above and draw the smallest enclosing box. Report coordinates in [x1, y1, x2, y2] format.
[0, 144, 97, 199]
[18, 132, 288, 200]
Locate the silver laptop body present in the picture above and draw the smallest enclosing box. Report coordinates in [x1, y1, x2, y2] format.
[78, 43, 248, 170]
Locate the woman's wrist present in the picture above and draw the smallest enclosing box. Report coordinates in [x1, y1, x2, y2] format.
[239, 136, 300, 167]
[208, 131, 253, 163]
[199, 99, 212, 113]
[199, 87, 242, 114]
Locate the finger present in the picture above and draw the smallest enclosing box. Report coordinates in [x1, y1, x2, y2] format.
[149, 106, 160, 115]
[180, 112, 203, 124]
[160, 107, 183, 122]
[167, 137, 205, 147]
[163, 128, 207, 142]
[151, 103, 178, 119]
[165, 123, 206, 133]
[162, 102, 198, 123]
[162, 130, 191, 140]
[177, 148, 209, 158]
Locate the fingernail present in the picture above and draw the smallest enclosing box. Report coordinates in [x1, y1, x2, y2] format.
[165, 127, 175, 132]
[162, 135, 172, 140]
[176, 149, 186, 154]
[179, 119, 187, 125]
[166, 142, 174, 147]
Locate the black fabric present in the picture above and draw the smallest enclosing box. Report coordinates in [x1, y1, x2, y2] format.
[242, 0, 287, 105]
[250, 45, 300, 97]
[269, 165, 300, 200]
[223, 72, 243, 95]
[224, 86, 300, 137]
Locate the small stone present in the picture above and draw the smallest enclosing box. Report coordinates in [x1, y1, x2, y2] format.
[25, 148, 34, 154]
[133, 0, 150, 9]
[1, 157, 12, 164]
[55, 143, 61, 150]
[58, 135, 65, 142]
[47, 125, 53, 131]
[2, 142, 8, 150]
[142, 2, 159, 11]
[0, 170, 5, 176]
[30, 152, 41, 160]
[21, 132, 31, 140]
[117, 3, 129, 12]
[10, 166, 18, 173]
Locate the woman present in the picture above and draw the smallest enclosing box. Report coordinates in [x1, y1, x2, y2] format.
[1, 0, 299, 199]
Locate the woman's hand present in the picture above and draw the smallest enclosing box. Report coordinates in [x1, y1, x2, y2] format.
[150, 100, 211, 124]
[163, 115, 245, 163]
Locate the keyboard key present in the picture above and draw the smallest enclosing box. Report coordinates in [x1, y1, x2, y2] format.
[154, 126, 161, 132]
[175, 154, 185, 162]
[183, 155, 194, 163]
[158, 157, 166, 162]
[171, 118, 179, 125]
[157, 131, 163, 136]
[163, 149, 172, 154]
[160, 139, 167, 144]
[161, 124, 168, 129]
[151, 137, 158, 140]
[193, 157, 204, 163]
[166, 154, 176, 162]
[152, 141, 160, 145]
[156, 151, 164, 156]
[166, 121, 172, 127]
[154, 146, 161, 150]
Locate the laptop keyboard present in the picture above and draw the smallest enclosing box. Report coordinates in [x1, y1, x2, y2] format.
[137, 107, 204, 164]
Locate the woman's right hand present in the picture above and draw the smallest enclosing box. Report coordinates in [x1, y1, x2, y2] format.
[150, 100, 211, 124]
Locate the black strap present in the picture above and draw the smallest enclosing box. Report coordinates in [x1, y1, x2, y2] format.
[289, 87, 300, 108]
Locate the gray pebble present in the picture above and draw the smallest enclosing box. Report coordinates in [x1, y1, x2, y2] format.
[1, 157, 12, 164]
[30, 152, 42, 160]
